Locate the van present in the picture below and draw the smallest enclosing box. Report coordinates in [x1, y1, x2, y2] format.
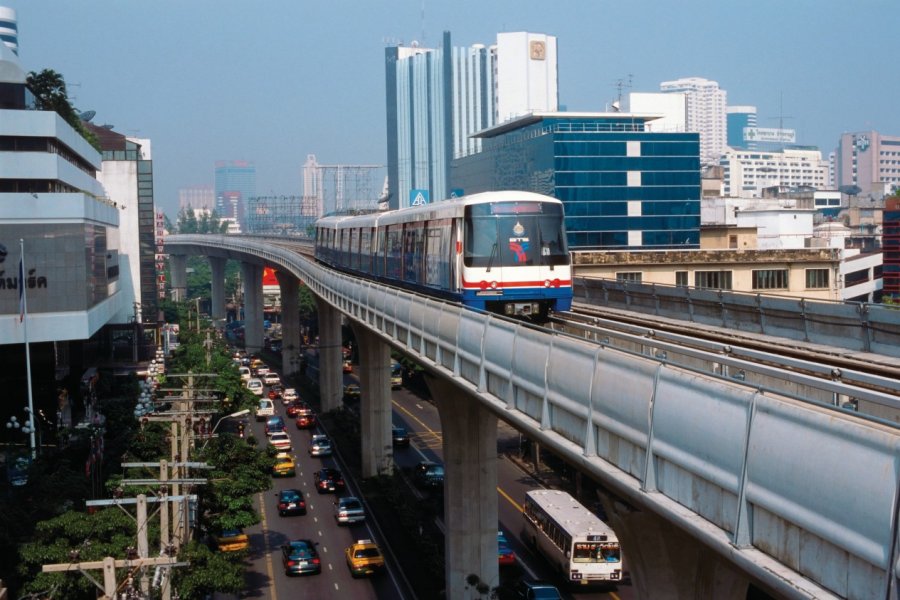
[255, 398, 275, 421]
[239, 366, 251, 382]
[246, 378, 264, 396]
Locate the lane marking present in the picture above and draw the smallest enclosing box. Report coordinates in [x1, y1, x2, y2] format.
[257, 491, 278, 600]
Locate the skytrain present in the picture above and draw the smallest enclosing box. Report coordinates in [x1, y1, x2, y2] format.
[314, 191, 572, 321]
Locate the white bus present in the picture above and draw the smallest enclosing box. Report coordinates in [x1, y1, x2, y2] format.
[523, 489, 624, 586]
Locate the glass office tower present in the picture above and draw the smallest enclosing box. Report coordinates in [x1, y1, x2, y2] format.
[451, 113, 701, 250]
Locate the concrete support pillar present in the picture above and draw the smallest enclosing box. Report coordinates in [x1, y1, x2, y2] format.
[315, 296, 342, 412]
[352, 325, 393, 477]
[277, 271, 301, 378]
[429, 377, 499, 600]
[169, 255, 187, 302]
[208, 257, 227, 320]
[241, 262, 264, 355]
[601, 493, 750, 600]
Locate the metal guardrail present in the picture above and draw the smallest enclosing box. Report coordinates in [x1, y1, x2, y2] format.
[574, 278, 900, 358]
[167, 234, 900, 600]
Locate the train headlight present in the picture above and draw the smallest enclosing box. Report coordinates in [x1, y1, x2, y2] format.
[490, 281, 498, 289]
[544, 279, 551, 288]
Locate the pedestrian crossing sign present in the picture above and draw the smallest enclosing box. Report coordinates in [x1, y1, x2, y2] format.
[410, 189, 429, 206]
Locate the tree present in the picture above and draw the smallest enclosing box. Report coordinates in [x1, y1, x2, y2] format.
[26, 69, 100, 151]
[172, 541, 244, 599]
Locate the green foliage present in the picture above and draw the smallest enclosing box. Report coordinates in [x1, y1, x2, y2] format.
[172, 541, 245, 599]
[195, 435, 273, 533]
[176, 208, 229, 234]
[26, 69, 100, 152]
[18, 509, 138, 599]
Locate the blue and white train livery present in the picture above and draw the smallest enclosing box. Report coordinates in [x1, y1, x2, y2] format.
[314, 191, 572, 321]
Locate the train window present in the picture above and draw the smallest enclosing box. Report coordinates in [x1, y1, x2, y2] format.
[465, 203, 568, 268]
[360, 229, 372, 274]
[386, 227, 402, 279]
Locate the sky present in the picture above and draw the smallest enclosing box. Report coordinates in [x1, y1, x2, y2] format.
[6, 0, 900, 218]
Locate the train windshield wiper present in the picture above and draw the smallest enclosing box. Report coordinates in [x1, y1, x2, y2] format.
[486, 243, 498, 273]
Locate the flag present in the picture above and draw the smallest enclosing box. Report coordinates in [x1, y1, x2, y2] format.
[18, 257, 25, 322]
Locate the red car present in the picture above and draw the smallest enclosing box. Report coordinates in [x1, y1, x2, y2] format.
[295, 413, 316, 429]
[286, 400, 311, 418]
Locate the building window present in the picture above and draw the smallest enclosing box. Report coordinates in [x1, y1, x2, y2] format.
[695, 270, 732, 290]
[752, 269, 789, 290]
[729, 235, 738, 249]
[806, 269, 830, 289]
[616, 272, 642, 283]
[675, 271, 688, 287]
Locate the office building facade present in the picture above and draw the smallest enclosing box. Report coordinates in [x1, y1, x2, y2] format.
[835, 131, 900, 198]
[385, 31, 557, 209]
[179, 185, 215, 213]
[451, 112, 701, 250]
[661, 77, 727, 165]
[0, 43, 123, 344]
[884, 196, 900, 299]
[720, 148, 829, 198]
[0, 6, 16, 55]
[87, 124, 158, 323]
[215, 160, 255, 229]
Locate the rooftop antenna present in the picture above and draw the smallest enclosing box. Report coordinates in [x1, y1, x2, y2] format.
[420, 0, 426, 46]
[614, 74, 632, 110]
[767, 91, 794, 149]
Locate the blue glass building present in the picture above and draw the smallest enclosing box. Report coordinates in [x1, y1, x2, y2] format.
[215, 160, 256, 228]
[451, 112, 701, 250]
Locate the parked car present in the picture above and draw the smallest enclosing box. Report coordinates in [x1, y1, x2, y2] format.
[314, 467, 346, 493]
[391, 425, 410, 447]
[308, 434, 333, 457]
[281, 539, 321, 576]
[412, 461, 444, 488]
[345, 538, 385, 577]
[498, 530, 516, 566]
[334, 496, 366, 525]
[255, 398, 275, 421]
[277, 488, 307, 516]
[265, 415, 286, 436]
[269, 431, 292, 452]
[214, 528, 249, 552]
[272, 452, 296, 477]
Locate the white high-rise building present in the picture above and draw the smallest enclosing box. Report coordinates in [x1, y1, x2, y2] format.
[627, 92, 687, 133]
[385, 31, 558, 209]
[661, 77, 727, 165]
[720, 148, 829, 198]
[0, 6, 17, 55]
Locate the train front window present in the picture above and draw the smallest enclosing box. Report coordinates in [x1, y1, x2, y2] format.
[464, 202, 567, 268]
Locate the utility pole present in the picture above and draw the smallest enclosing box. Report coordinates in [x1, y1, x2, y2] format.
[42, 555, 186, 599]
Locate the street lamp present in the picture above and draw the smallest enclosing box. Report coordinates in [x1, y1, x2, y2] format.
[6, 407, 37, 457]
[202, 409, 250, 448]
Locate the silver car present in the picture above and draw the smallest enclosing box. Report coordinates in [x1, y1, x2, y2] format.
[334, 496, 365, 525]
[308, 434, 333, 457]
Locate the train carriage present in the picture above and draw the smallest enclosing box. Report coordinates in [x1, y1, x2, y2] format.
[315, 191, 572, 321]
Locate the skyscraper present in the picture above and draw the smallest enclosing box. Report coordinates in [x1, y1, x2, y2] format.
[0, 6, 17, 55]
[178, 185, 215, 213]
[215, 160, 255, 230]
[726, 105, 757, 150]
[385, 31, 558, 209]
[661, 77, 727, 165]
[835, 131, 900, 198]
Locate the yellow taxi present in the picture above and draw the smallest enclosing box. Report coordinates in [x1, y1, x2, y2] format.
[345, 539, 385, 577]
[214, 528, 249, 552]
[272, 452, 296, 477]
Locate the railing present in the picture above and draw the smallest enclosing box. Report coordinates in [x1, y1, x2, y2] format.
[166, 234, 900, 600]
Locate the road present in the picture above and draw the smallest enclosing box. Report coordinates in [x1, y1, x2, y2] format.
[238, 353, 633, 599]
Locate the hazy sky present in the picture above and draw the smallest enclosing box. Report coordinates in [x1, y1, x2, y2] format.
[7, 0, 900, 217]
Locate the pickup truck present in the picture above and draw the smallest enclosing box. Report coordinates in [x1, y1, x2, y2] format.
[255, 398, 275, 421]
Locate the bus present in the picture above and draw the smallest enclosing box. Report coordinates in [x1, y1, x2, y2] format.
[390, 362, 403, 389]
[523, 489, 624, 586]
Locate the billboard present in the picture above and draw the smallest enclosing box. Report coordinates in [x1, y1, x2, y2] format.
[743, 127, 796, 144]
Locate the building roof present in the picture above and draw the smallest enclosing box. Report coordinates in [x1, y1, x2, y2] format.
[472, 111, 663, 139]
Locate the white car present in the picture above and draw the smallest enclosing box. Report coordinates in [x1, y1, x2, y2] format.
[268, 431, 292, 452]
[246, 378, 264, 396]
[262, 372, 281, 386]
[255, 398, 275, 421]
[282, 388, 298, 405]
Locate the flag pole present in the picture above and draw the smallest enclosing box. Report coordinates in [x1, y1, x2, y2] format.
[20, 238, 36, 459]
